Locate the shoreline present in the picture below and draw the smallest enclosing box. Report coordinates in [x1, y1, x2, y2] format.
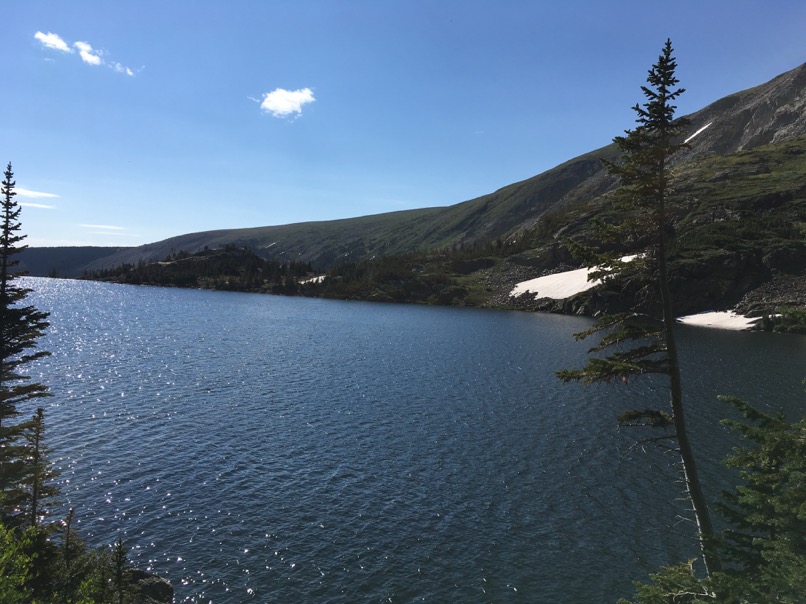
[511, 268, 765, 331]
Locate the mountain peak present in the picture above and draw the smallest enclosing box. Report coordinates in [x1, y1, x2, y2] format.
[682, 60, 806, 156]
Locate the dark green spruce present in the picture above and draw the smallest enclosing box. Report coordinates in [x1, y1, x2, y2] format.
[618, 394, 806, 602]
[714, 396, 806, 599]
[20, 407, 60, 528]
[0, 162, 52, 525]
[556, 41, 720, 575]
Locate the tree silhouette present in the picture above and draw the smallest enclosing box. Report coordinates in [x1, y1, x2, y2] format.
[557, 41, 720, 574]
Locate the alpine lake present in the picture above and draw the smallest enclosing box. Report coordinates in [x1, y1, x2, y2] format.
[22, 277, 805, 603]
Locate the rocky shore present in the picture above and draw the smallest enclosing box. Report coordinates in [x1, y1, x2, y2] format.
[482, 256, 806, 326]
[734, 272, 806, 316]
[131, 570, 174, 604]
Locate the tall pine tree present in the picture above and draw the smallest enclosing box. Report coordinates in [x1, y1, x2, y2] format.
[557, 41, 720, 574]
[0, 162, 52, 524]
[20, 407, 60, 527]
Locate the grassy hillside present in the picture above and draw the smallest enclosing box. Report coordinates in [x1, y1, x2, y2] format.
[79, 134, 806, 321]
[73, 147, 619, 276]
[308, 135, 806, 317]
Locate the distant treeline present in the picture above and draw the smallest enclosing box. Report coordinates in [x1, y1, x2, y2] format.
[85, 245, 312, 294]
[305, 234, 539, 305]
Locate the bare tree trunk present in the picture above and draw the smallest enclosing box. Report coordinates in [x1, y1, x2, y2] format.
[657, 197, 721, 575]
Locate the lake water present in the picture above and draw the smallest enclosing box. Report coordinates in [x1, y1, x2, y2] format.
[21, 278, 805, 603]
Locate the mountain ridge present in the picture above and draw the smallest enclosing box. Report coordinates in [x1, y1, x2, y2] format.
[22, 60, 806, 298]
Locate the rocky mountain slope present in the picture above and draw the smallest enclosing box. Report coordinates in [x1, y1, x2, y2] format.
[680, 61, 806, 158]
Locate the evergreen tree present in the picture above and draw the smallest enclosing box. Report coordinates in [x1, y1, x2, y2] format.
[0, 162, 52, 524]
[556, 41, 720, 574]
[112, 535, 136, 604]
[20, 407, 60, 527]
[0, 519, 34, 604]
[715, 396, 806, 601]
[616, 560, 716, 604]
[618, 395, 806, 603]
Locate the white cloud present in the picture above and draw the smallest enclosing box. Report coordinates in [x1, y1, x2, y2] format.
[20, 202, 55, 209]
[34, 31, 135, 76]
[73, 41, 102, 66]
[112, 62, 134, 77]
[17, 187, 58, 209]
[16, 187, 59, 199]
[260, 88, 315, 118]
[34, 31, 72, 53]
[85, 229, 139, 237]
[81, 224, 125, 231]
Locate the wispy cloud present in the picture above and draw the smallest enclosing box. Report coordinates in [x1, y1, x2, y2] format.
[259, 88, 315, 118]
[17, 187, 58, 209]
[73, 41, 102, 66]
[34, 31, 71, 53]
[81, 224, 125, 231]
[20, 202, 56, 209]
[16, 187, 59, 199]
[82, 226, 139, 237]
[34, 31, 136, 76]
[112, 62, 134, 77]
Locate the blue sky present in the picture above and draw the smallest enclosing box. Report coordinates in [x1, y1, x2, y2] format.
[4, 1, 805, 247]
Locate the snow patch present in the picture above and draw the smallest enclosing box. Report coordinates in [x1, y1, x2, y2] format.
[300, 275, 326, 285]
[684, 122, 713, 144]
[676, 311, 761, 331]
[511, 266, 598, 300]
[510, 256, 639, 300]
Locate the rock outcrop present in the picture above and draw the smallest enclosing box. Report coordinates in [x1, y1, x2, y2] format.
[130, 569, 174, 604]
[680, 62, 806, 158]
